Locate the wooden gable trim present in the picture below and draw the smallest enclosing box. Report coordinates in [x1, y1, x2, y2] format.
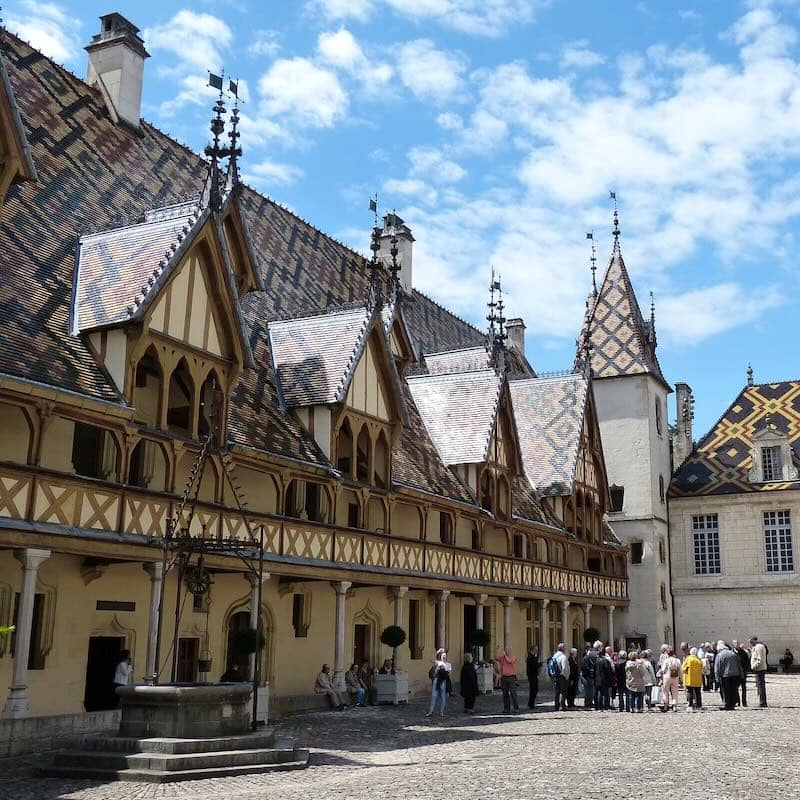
[488, 383, 524, 475]
[0, 58, 36, 209]
[221, 198, 262, 298]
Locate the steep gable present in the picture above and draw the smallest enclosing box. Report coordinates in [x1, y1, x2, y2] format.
[0, 48, 36, 205]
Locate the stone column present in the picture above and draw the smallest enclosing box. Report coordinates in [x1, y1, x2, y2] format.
[143, 561, 164, 685]
[607, 605, 616, 650]
[561, 600, 570, 646]
[3, 548, 50, 718]
[332, 581, 352, 691]
[501, 596, 514, 651]
[473, 593, 488, 661]
[247, 572, 270, 682]
[583, 603, 592, 639]
[390, 586, 408, 672]
[538, 599, 550, 656]
[436, 590, 450, 652]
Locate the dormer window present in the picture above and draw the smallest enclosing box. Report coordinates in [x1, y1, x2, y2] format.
[762, 446, 782, 482]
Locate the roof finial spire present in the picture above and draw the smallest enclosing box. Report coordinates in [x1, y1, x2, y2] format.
[202, 71, 231, 213]
[486, 269, 507, 374]
[610, 190, 621, 254]
[487, 266, 498, 338]
[225, 78, 242, 191]
[747, 362, 754, 387]
[367, 197, 384, 309]
[586, 230, 597, 297]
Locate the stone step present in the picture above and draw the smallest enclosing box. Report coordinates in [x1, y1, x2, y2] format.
[54, 747, 296, 772]
[75, 730, 275, 754]
[40, 752, 310, 783]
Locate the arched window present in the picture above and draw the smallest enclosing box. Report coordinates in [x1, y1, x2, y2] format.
[479, 470, 494, 514]
[438, 511, 453, 545]
[471, 523, 482, 551]
[374, 431, 389, 489]
[0, 402, 32, 464]
[336, 419, 353, 477]
[167, 358, 194, 435]
[658, 537, 666, 564]
[655, 397, 663, 436]
[659, 474, 665, 504]
[128, 439, 168, 491]
[356, 425, 371, 484]
[368, 497, 386, 532]
[198, 371, 222, 438]
[71, 422, 119, 480]
[132, 346, 162, 427]
[512, 533, 525, 558]
[497, 476, 510, 521]
[285, 479, 328, 522]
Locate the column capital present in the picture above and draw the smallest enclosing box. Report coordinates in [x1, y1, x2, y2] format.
[501, 596, 514, 608]
[143, 561, 164, 581]
[332, 580, 352, 595]
[389, 585, 409, 599]
[540, 598, 550, 609]
[608, 605, 616, 614]
[13, 548, 50, 571]
[247, 572, 271, 588]
[437, 589, 451, 601]
[561, 599, 570, 609]
[584, 602, 592, 612]
[473, 593, 488, 606]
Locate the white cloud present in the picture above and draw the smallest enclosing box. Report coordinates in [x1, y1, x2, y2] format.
[145, 10, 233, 71]
[679, 9, 702, 22]
[437, 112, 463, 130]
[248, 29, 281, 58]
[5, 0, 82, 64]
[561, 41, 605, 69]
[244, 159, 305, 187]
[308, 0, 374, 21]
[408, 146, 466, 183]
[657, 284, 785, 343]
[156, 74, 218, 117]
[396, 40, 466, 104]
[384, 177, 438, 206]
[317, 27, 393, 90]
[258, 57, 348, 127]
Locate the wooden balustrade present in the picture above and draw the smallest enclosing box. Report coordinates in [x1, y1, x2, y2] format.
[0, 463, 628, 601]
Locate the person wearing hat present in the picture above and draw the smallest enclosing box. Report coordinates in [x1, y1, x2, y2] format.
[749, 636, 768, 707]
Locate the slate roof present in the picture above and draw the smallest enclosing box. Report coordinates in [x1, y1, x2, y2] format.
[0, 33, 494, 503]
[509, 372, 589, 497]
[0, 49, 36, 182]
[671, 380, 800, 497]
[268, 305, 371, 407]
[422, 345, 535, 378]
[579, 250, 668, 388]
[406, 370, 502, 465]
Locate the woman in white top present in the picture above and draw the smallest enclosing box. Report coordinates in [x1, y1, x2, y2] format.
[425, 648, 452, 718]
[113, 649, 132, 704]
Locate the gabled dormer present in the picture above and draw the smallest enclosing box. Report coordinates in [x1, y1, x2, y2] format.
[748, 420, 799, 484]
[382, 300, 416, 376]
[269, 304, 407, 490]
[72, 198, 255, 441]
[0, 51, 36, 212]
[407, 369, 522, 519]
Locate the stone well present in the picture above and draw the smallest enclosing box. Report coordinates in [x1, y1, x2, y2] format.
[117, 683, 252, 739]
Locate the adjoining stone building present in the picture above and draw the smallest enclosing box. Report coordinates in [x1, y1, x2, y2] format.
[669, 374, 800, 654]
[577, 221, 674, 650]
[0, 13, 628, 729]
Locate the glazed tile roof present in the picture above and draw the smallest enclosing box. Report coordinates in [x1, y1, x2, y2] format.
[268, 305, 371, 407]
[509, 372, 589, 497]
[579, 250, 668, 388]
[422, 345, 535, 378]
[671, 380, 800, 497]
[511, 473, 563, 528]
[406, 370, 502, 465]
[0, 49, 36, 182]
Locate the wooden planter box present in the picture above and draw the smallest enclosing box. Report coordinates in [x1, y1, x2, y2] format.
[375, 674, 409, 705]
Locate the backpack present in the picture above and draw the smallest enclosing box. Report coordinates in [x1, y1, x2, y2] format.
[428, 665, 437, 680]
[547, 655, 560, 679]
[669, 664, 679, 678]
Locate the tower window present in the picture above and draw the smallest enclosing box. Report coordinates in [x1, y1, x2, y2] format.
[631, 541, 643, 565]
[655, 398, 663, 436]
[659, 475, 665, 503]
[609, 485, 624, 512]
[762, 446, 782, 482]
[658, 538, 666, 564]
[660, 583, 668, 610]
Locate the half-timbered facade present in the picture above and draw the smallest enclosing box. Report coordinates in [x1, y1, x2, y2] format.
[0, 15, 627, 728]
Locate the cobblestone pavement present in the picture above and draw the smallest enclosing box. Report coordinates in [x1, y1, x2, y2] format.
[2, 674, 799, 800]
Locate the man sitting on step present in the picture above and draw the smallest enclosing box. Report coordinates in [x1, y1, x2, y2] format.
[314, 663, 346, 710]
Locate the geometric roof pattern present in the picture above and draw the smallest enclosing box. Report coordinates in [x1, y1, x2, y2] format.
[671, 380, 800, 497]
[509, 372, 589, 497]
[579, 250, 668, 388]
[268, 305, 372, 407]
[406, 369, 502, 465]
[0, 48, 36, 183]
[420, 344, 535, 379]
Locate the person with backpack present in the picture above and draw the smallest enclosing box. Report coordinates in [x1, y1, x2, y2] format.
[425, 648, 452, 718]
[659, 647, 682, 712]
[549, 643, 570, 711]
[580, 644, 598, 709]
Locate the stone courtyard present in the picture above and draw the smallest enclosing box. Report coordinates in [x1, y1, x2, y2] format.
[0, 674, 797, 800]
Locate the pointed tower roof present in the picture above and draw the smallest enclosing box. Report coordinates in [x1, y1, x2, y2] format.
[578, 249, 669, 389]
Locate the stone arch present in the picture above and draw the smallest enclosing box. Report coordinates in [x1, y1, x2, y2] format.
[0, 401, 34, 464]
[198, 368, 223, 438]
[128, 438, 169, 491]
[352, 601, 383, 670]
[91, 613, 137, 658]
[132, 344, 163, 427]
[167, 357, 195, 435]
[222, 591, 276, 684]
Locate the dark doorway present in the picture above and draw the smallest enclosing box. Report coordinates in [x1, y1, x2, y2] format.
[227, 610, 251, 677]
[177, 637, 199, 683]
[625, 636, 647, 652]
[463, 603, 477, 654]
[84, 635, 124, 711]
[353, 623, 370, 667]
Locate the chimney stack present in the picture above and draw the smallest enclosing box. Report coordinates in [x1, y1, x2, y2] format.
[378, 213, 414, 293]
[673, 382, 694, 468]
[506, 318, 526, 355]
[86, 13, 149, 129]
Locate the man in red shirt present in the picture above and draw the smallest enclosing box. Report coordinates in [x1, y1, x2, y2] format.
[497, 646, 520, 713]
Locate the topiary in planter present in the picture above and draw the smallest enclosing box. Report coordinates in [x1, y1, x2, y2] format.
[380, 625, 407, 675]
[584, 627, 601, 645]
[230, 627, 265, 658]
[469, 628, 491, 662]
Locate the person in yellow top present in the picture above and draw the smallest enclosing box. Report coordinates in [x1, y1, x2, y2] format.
[682, 647, 704, 711]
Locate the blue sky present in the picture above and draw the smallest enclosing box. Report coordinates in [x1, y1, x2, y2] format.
[4, 0, 800, 438]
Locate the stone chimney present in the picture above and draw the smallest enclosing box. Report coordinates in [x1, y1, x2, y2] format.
[378, 213, 414, 293]
[673, 382, 694, 468]
[506, 318, 526, 355]
[85, 13, 149, 129]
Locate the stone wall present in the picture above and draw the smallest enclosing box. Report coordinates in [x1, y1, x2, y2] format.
[0, 709, 119, 757]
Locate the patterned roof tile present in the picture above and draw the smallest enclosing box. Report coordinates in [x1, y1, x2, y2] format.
[510, 372, 589, 496]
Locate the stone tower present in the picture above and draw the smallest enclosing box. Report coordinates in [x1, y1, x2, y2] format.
[578, 226, 674, 649]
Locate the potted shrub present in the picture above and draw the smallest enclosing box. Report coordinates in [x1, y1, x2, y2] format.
[376, 625, 408, 704]
[470, 629, 494, 694]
